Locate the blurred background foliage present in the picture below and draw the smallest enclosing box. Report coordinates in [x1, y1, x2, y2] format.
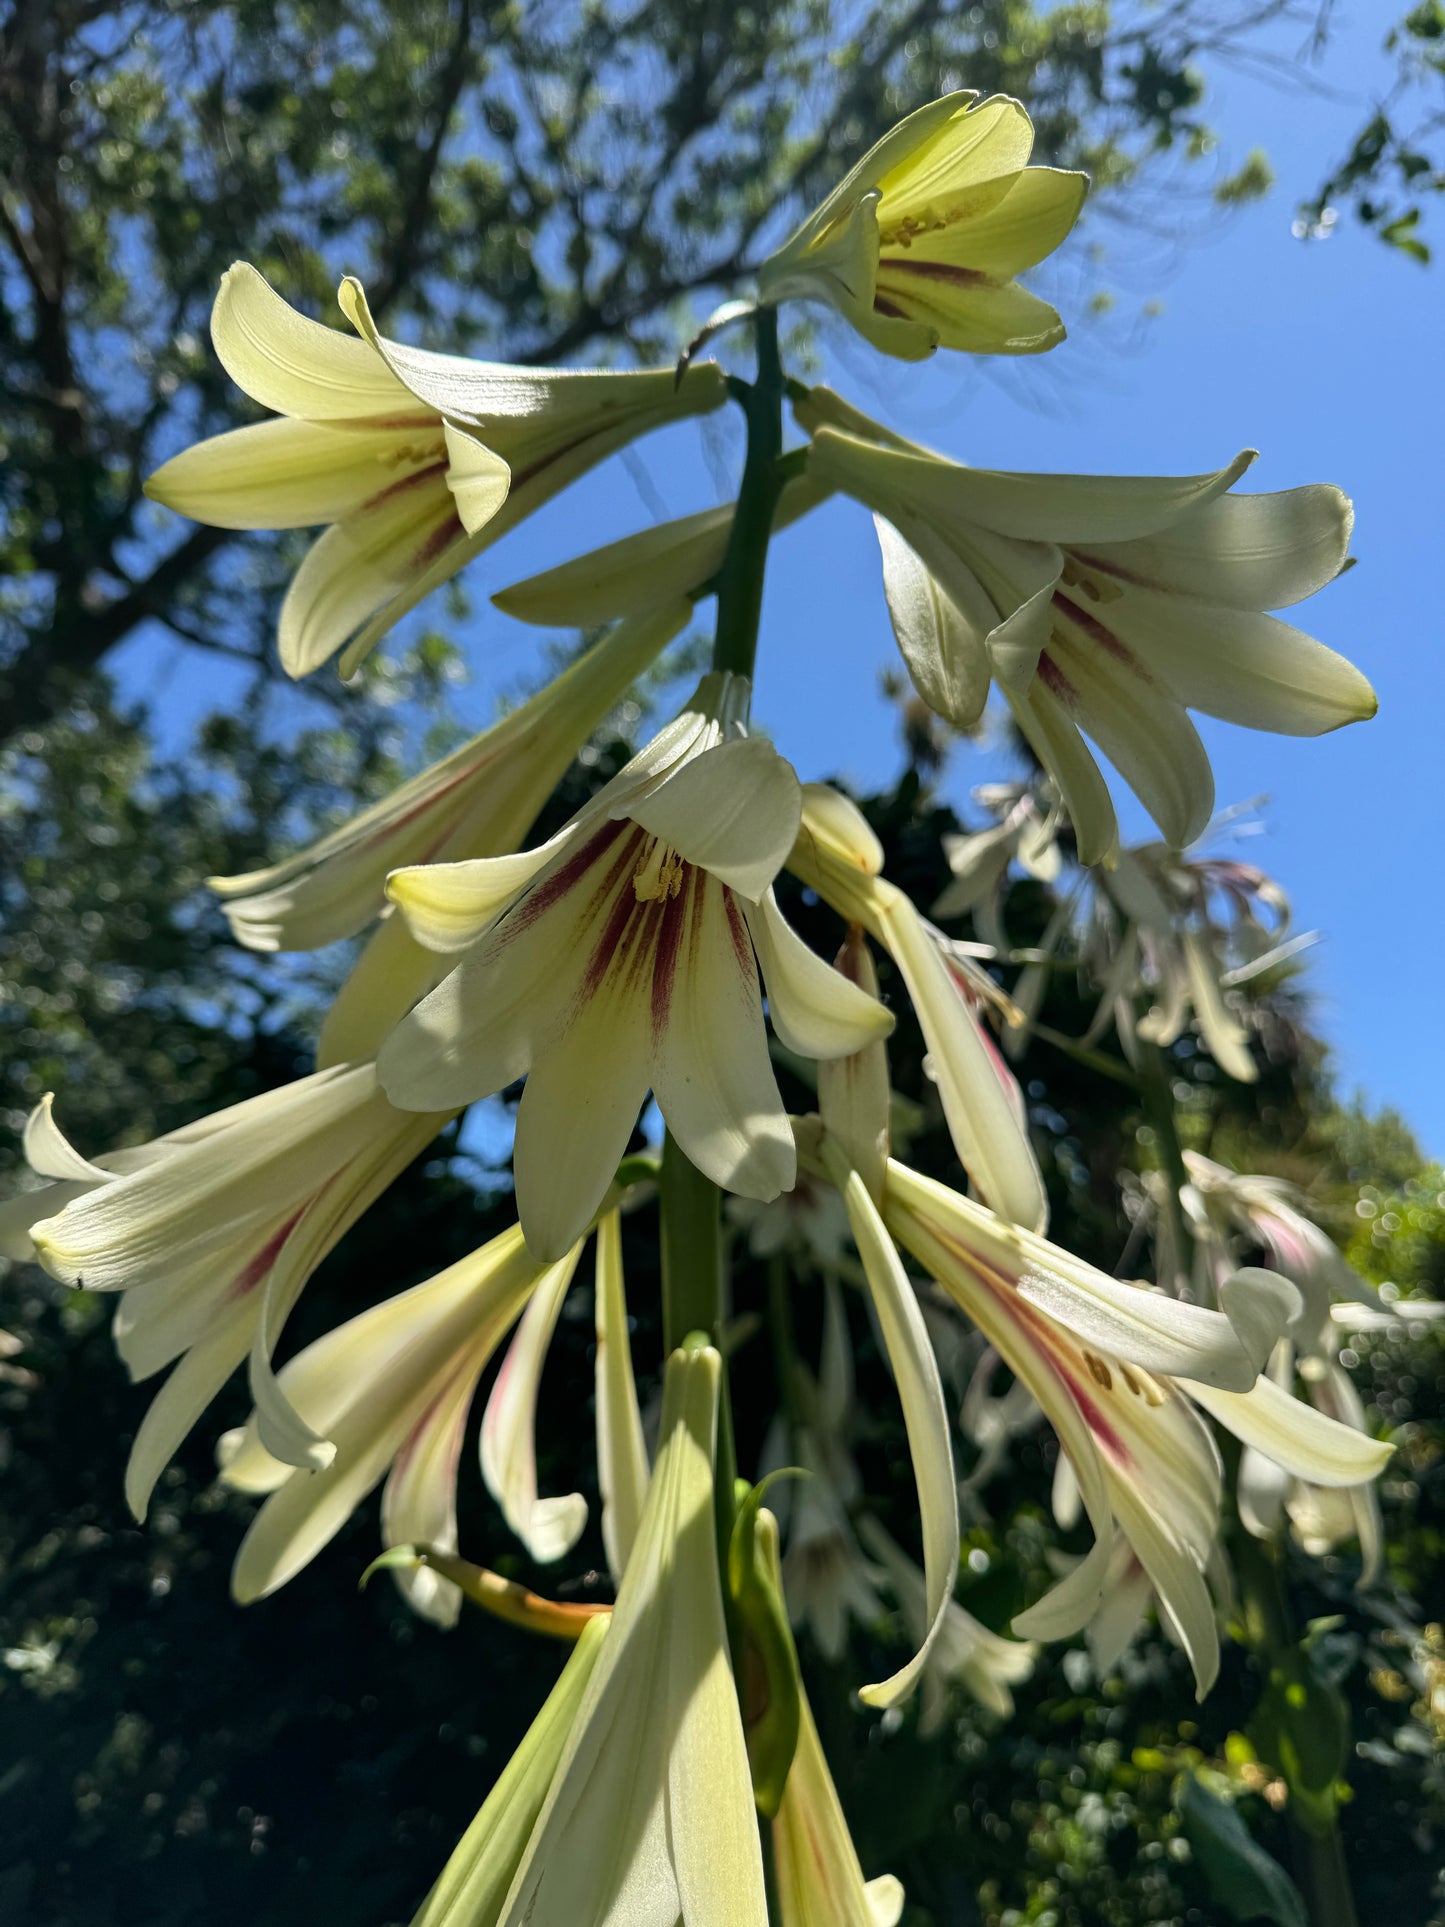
[1, 1, 1442, 1923]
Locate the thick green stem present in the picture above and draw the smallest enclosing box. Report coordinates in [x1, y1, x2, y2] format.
[660, 1129, 723, 1352]
[1137, 1033, 1195, 1291]
[1229, 1465, 1360, 1927]
[711, 307, 784, 682]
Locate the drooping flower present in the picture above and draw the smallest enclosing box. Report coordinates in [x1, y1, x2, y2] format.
[879, 1158, 1393, 1695]
[145, 264, 727, 678]
[771, 1671, 906, 1927]
[797, 386, 1375, 863]
[1177, 1151, 1399, 1582]
[211, 603, 691, 960]
[23, 1069, 451, 1516]
[859, 1517, 1037, 1734]
[933, 781, 1061, 923]
[379, 674, 892, 1259]
[410, 1614, 612, 1927]
[757, 91, 1086, 361]
[788, 783, 1047, 1232]
[474, 1343, 768, 1925]
[218, 1223, 576, 1622]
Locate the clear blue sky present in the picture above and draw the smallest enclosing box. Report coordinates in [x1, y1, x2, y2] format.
[116, 9, 1442, 1153]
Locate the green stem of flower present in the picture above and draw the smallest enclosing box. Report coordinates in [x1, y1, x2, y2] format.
[1137, 1032, 1195, 1292]
[1229, 1514, 1361, 1927]
[711, 305, 784, 683]
[660, 1128, 723, 1352]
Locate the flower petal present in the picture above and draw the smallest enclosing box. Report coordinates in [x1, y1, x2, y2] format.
[649, 877, 795, 1206]
[594, 1212, 650, 1585]
[1079, 483, 1353, 611]
[1041, 624, 1215, 848]
[875, 515, 993, 727]
[1004, 681, 1120, 868]
[1187, 1368, 1394, 1486]
[513, 978, 653, 1263]
[145, 417, 413, 529]
[831, 1159, 959, 1708]
[442, 419, 513, 533]
[379, 1363, 477, 1627]
[1014, 1260, 1293, 1393]
[628, 737, 801, 903]
[278, 478, 472, 678]
[872, 269, 1066, 357]
[211, 262, 411, 418]
[745, 891, 895, 1060]
[918, 164, 1088, 276]
[480, 1246, 589, 1561]
[1100, 585, 1377, 735]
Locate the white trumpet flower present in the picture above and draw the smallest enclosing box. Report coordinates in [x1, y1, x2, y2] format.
[145, 264, 727, 677]
[210, 603, 691, 959]
[772, 1675, 906, 1927]
[411, 1615, 612, 1927]
[880, 1159, 1392, 1696]
[218, 1223, 574, 1622]
[757, 91, 1086, 362]
[491, 1343, 768, 1925]
[788, 783, 1047, 1232]
[379, 675, 892, 1260]
[24, 1070, 450, 1517]
[799, 389, 1375, 863]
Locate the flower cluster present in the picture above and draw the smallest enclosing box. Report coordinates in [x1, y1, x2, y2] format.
[1, 83, 1406, 1927]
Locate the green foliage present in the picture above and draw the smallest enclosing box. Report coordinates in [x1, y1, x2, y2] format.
[1298, 4, 1445, 260]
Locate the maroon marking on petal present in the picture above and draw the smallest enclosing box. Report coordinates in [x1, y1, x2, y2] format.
[872, 294, 909, 320]
[359, 459, 449, 515]
[1052, 590, 1139, 670]
[1070, 550, 1151, 591]
[1036, 654, 1077, 705]
[225, 1207, 307, 1305]
[722, 888, 754, 975]
[582, 866, 647, 1001]
[337, 412, 443, 433]
[878, 257, 990, 289]
[413, 513, 467, 572]
[356, 764, 480, 859]
[513, 820, 632, 934]
[650, 870, 691, 1039]
[931, 1231, 1131, 1465]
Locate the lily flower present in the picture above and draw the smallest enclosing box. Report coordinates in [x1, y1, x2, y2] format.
[210, 602, 691, 959]
[1175, 1151, 1394, 1582]
[218, 1224, 578, 1621]
[379, 674, 892, 1260]
[788, 782, 1047, 1232]
[24, 1068, 450, 1516]
[411, 1615, 611, 1927]
[485, 1342, 768, 1924]
[933, 781, 1062, 923]
[798, 388, 1375, 863]
[880, 1158, 1393, 1696]
[772, 1674, 905, 1927]
[145, 264, 727, 678]
[858, 1517, 1037, 1733]
[757, 91, 1086, 361]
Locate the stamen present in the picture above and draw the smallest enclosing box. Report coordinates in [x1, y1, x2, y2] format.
[633, 836, 686, 903]
[1083, 1350, 1114, 1391]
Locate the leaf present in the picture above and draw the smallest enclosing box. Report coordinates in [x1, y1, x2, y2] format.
[1177, 1773, 1307, 1927]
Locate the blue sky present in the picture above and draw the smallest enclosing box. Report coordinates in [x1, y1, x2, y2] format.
[116, 8, 1442, 1152]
